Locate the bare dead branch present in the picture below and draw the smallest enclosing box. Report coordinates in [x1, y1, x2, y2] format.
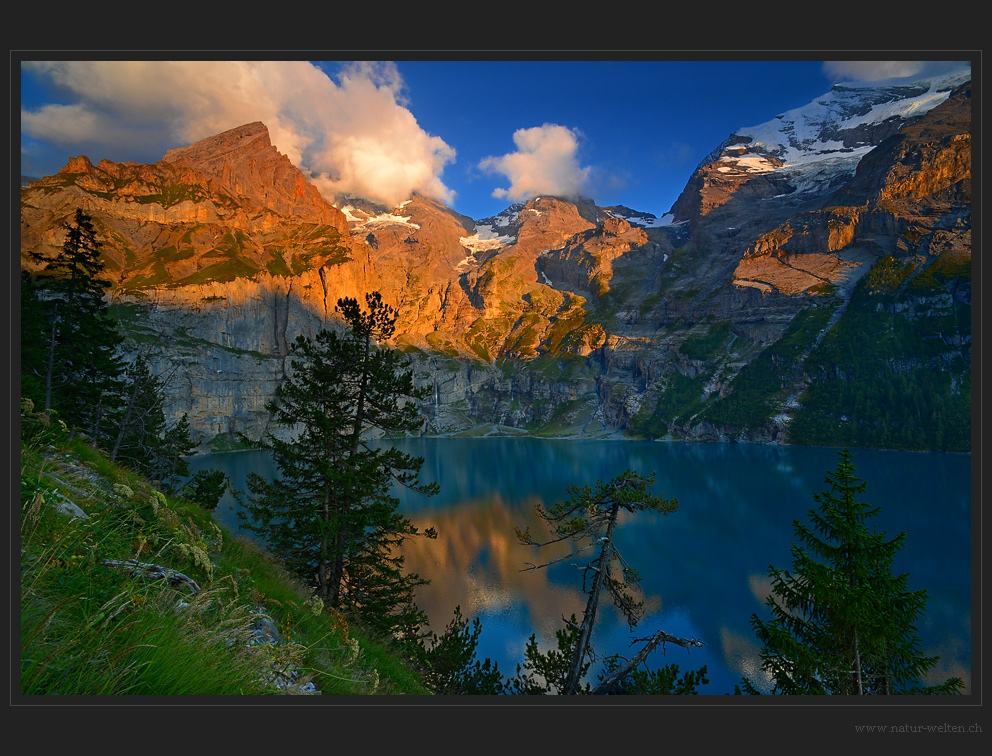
[517, 540, 599, 572]
[590, 629, 705, 695]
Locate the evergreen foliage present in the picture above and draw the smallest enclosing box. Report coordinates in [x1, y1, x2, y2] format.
[238, 292, 439, 644]
[741, 449, 964, 695]
[630, 370, 708, 438]
[512, 470, 705, 694]
[416, 606, 505, 695]
[505, 617, 708, 695]
[109, 356, 168, 472]
[507, 617, 589, 694]
[680, 320, 732, 361]
[21, 208, 214, 514]
[701, 305, 833, 430]
[103, 356, 199, 492]
[598, 656, 709, 695]
[20, 271, 49, 406]
[156, 414, 200, 492]
[789, 254, 971, 452]
[181, 469, 230, 511]
[23, 208, 125, 437]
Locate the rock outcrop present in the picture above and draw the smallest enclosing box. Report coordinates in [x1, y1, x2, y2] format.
[163, 121, 350, 233]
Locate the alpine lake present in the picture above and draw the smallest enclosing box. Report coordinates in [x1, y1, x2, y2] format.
[189, 437, 973, 695]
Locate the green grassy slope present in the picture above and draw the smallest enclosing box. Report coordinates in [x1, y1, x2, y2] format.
[18, 402, 430, 697]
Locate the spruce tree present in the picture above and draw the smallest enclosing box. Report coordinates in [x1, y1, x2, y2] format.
[20, 271, 48, 408]
[239, 292, 438, 642]
[742, 448, 964, 695]
[109, 356, 168, 473]
[156, 413, 200, 492]
[25, 208, 123, 437]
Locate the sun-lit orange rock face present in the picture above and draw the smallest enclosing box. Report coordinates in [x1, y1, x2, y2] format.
[20, 81, 972, 448]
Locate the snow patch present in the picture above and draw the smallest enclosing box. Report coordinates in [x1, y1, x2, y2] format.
[455, 225, 513, 270]
[339, 205, 366, 223]
[470, 221, 516, 244]
[701, 65, 971, 201]
[607, 207, 673, 228]
[735, 67, 969, 171]
[352, 210, 420, 231]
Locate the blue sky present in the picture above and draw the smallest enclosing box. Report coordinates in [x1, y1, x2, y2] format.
[18, 58, 970, 221]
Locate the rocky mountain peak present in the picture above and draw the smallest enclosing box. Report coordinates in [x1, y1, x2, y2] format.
[162, 121, 272, 167]
[163, 122, 347, 231]
[61, 155, 96, 174]
[502, 196, 597, 249]
[832, 82, 972, 207]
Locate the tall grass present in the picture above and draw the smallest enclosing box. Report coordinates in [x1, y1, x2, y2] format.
[19, 410, 430, 696]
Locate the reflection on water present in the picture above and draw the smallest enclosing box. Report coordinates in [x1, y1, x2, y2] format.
[191, 439, 972, 694]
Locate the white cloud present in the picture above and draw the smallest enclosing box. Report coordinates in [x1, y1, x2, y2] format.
[20, 60, 456, 209]
[479, 123, 591, 203]
[822, 60, 969, 83]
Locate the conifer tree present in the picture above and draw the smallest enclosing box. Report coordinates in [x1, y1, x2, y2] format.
[109, 356, 167, 470]
[20, 271, 50, 409]
[25, 208, 123, 436]
[742, 448, 964, 695]
[156, 413, 200, 492]
[508, 616, 589, 694]
[101, 356, 199, 487]
[513, 470, 704, 694]
[239, 292, 438, 641]
[415, 605, 505, 695]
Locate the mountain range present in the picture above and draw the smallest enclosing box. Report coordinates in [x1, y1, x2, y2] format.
[19, 67, 973, 452]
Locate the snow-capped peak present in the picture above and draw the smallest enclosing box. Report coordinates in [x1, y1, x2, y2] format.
[721, 65, 970, 173]
[694, 64, 971, 203]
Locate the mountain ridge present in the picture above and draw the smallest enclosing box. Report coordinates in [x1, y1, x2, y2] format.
[20, 73, 972, 451]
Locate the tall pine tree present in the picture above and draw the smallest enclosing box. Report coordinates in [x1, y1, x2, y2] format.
[23, 209, 205, 498]
[742, 448, 964, 695]
[24, 208, 123, 438]
[20, 271, 49, 409]
[239, 292, 438, 642]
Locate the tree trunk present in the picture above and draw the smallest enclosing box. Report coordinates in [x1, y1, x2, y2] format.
[111, 371, 143, 461]
[332, 329, 371, 605]
[43, 302, 59, 414]
[853, 630, 864, 695]
[564, 500, 620, 694]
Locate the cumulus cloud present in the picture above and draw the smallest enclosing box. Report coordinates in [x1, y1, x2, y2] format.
[479, 123, 591, 203]
[822, 60, 969, 83]
[20, 60, 456, 209]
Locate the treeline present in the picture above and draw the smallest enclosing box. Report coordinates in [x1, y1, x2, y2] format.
[21, 208, 226, 507]
[789, 255, 971, 452]
[630, 249, 971, 452]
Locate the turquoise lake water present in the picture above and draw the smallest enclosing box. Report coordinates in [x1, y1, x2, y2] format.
[191, 438, 972, 694]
